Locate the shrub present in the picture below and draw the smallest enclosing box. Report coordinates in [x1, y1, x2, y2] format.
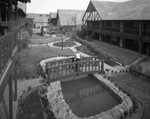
[130, 65, 143, 72]
[77, 28, 87, 39]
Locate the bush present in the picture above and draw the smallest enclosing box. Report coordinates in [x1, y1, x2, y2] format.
[77, 28, 87, 39]
[27, 28, 33, 37]
[130, 65, 143, 72]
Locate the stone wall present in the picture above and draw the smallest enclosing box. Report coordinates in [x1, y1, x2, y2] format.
[46, 74, 133, 119]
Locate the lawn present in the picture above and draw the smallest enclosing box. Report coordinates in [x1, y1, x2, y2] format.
[75, 37, 143, 66]
[18, 46, 74, 79]
[109, 73, 150, 119]
[29, 33, 66, 44]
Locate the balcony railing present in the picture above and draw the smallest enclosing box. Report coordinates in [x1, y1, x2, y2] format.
[86, 25, 142, 36]
[101, 26, 112, 31]
[142, 30, 150, 37]
[0, 29, 17, 76]
[124, 28, 139, 35]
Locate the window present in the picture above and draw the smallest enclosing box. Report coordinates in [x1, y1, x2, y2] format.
[134, 21, 138, 28]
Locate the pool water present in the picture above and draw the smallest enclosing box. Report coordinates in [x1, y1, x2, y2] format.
[61, 75, 122, 118]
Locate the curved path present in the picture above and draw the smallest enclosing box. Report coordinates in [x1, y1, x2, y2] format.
[38, 37, 125, 75]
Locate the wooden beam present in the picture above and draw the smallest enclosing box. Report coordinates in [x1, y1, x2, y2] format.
[8, 0, 12, 32]
[9, 75, 13, 119]
[14, 61, 17, 101]
[0, 2, 1, 22]
[15, 0, 18, 26]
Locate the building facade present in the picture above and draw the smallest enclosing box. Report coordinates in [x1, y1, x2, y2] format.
[0, 0, 30, 119]
[27, 13, 49, 28]
[82, 0, 150, 56]
[49, 12, 57, 26]
[57, 9, 85, 34]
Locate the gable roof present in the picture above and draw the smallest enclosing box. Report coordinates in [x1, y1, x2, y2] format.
[91, 0, 119, 19]
[27, 13, 49, 23]
[89, 0, 150, 20]
[57, 9, 85, 26]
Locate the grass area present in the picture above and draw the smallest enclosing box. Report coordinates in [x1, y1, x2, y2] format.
[140, 58, 150, 72]
[75, 37, 143, 66]
[18, 46, 74, 79]
[53, 41, 76, 47]
[16, 89, 44, 119]
[109, 73, 150, 119]
[29, 34, 65, 44]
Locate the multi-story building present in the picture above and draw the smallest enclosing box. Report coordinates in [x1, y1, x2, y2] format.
[0, 0, 30, 119]
[27, 13, 49, 28]
[49, 12, 57, 26]
[82, 0, 150, 56]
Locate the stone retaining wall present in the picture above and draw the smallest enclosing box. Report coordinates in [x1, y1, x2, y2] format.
[46, 74, 133, 119]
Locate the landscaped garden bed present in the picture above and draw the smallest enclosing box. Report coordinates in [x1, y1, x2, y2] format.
[18, 46, 74, 79]
[53, 41, 76, 48]
[16, 88, 44, 119]
[74, 36, 143, 66]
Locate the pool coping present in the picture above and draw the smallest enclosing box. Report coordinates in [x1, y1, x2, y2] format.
[46, 74, 133, 119]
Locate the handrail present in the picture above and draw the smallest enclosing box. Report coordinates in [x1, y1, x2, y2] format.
[0, 32, 11, 43]
[47, 59, 104, 83]
[0, 28, 18, 76]
[46, 56, 99, 69]
[86, 24, 141, 35]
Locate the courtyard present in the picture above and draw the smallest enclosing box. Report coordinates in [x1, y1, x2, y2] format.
[15, 29, 150, 119]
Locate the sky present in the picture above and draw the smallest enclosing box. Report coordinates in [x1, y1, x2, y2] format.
[26, 0, 129, 14]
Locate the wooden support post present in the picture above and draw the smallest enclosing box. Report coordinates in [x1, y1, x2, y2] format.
[101, 61, 104, 74]
[8, 0, 12, 58]
[47, 69, 50, 84]
[14, 61, 17, 101]
[9, 75, 13, 119]
[0, 2, 1, 22]
[8, 0, 12, 32]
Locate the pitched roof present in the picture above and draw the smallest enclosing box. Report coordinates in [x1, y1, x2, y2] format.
[57, 9, 85, 26]
[90, 0, 150, 20]
[91, 0, 119, 19]
[27, 13, 49, 23]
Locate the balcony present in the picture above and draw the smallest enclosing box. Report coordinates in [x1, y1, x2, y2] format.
[86, 25, 141, 36]
[0, 29, 18, 77]
[101, 26, 111, 31]
[142, 30, 150, 37]
[124, 28, 139, 35]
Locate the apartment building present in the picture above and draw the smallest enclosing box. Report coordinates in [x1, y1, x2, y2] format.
[82, 0, 150, 56]
[27, 13, 49, 28]
[0, 0, 30, 119]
